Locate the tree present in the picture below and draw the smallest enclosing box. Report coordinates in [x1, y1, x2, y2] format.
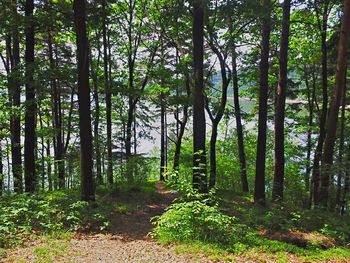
[192, 0, 207, 193]
[254, 0, 271, 204]
[320, 0, 350, 208]
[206, 24, 231, 189]
[73, 0, 95, 201]
[102, 0, 113, 187]
[311, 0, 331, 206]
[24, 0, 36, 193]
[272, 0, 291, 201]
[9, 1, 22, 193]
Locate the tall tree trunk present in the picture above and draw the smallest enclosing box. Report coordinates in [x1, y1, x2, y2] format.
[320, 0, 350, 208]
[231, 43, 249, 193]
[305, 67, 317, 194]
[192, 1, 207, 193]
[206, 41, 229, 189]
[160, 93, 166, 181]
[47, 30, 64, 189]
[10, 2, 23, 193]
[272, 0, 291, 201]
[254, 0, 271, 204]
[312, 2, 329, 206]
[102, 0, 113, 187]
[73, 0, 95, 201]
[91, 36, 102, 185]
[336, 74, 346, 208]
[24, 0, 36, 193]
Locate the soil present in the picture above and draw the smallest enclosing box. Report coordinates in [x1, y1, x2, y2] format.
[3, 183, 208, 263]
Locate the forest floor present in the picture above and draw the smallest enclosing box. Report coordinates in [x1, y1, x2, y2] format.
[2, 182, 350, 263]
[2, 183, 207, 263]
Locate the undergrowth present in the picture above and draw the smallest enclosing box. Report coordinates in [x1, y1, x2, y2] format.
[152, 177, 350, 261]
[0, 189, 111, 249]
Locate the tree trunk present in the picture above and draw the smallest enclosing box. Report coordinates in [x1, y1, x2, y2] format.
[47, 30, 65, 189]
[91, 37, 102, 185]
[24, 0, 36, 193]
[272, 0, 291, 202]
[192, 1, 207, 193]
[312, 3, 329, 206]
[209, 122, 218, 188]
[10, 2, 23, 193]
[254, 0, 271, 204]
[160, 93, 165, 181]
[73, 0, 95, 201]
[320, 0, 350, 208]
[335, 74, 346, 208]
[103, 0, 113, 187]
[341, 142, 350, 215]
[173, 110, 187, 171]
[232, 43, 249, 193]
[305, 67, 316, 194]
[47, 139, 52, 191]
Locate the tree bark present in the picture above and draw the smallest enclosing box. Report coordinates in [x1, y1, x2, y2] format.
[192, 1, 207, 193]
[320, 0, 350, 208]
[47, 30, 65, 189]
[312, 2, 329, 206]
[73, 0, 95, 201]
[24, 0, 36, 193]
[231, 43, 249, 193]
[90, 33, 102, 185]
[10, 2, 23, 193]
[254, 0, 271, 204]
[305, 67, 317, 195]
[272, 0, 291, 202]
[160, 92, 166, 181]
[103, 0, 113, 187]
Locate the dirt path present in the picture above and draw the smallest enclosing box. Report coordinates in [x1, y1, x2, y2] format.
[4, 183, 207, 263]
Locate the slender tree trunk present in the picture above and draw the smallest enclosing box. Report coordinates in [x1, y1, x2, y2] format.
[47, 30, 64, 189]
[320, 0, 350, 207]
[232, 43, 249, 193]
[47, 139, 52, 191]
[173, 67, 190, 172]
[10, 2, 23, 193]
[91, 39, 102, 185]
[102, 0, 113, 187]
[38, 109, 45, 191]
[312, 3, 329, 206]
[341, 141, 350, 214]
[73, 0, 95, 201]
[192, 1, 207, 193]
[206, 41, 229, 189]
[254, 0, 271, 204]
[160, 93, 165, 181]
[24, 0, 36, 193]
[305, 67, 317, 194]
[336, 74, 346, 208]
[209, 122, 218, 188]
[173, 111, 187, 171]
[272, 0, 291, 201]
[126, 98, 134, 183]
